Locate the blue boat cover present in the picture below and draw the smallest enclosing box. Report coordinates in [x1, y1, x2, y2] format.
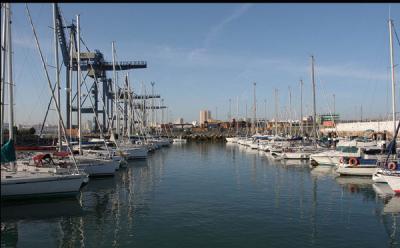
[1, 139, 16, 163]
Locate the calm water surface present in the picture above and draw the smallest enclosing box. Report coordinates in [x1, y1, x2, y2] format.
[1, 142, 400, 247]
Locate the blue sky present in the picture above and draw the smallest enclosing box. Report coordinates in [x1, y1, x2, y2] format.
[5, 3, 400, 125]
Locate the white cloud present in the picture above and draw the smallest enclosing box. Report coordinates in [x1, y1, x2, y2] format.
[147, 43, 388, 82]
[316, 63, 387, 81]
[203, 4, 253, 48]
[185, 4, 253, 60]
[13, 33, 37, 49]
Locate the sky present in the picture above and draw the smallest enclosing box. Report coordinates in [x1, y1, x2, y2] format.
[3, 3, 400, 126]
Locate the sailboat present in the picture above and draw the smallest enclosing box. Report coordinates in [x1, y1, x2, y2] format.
[373, 122, 400, 189]
[1, 3, 88, 200]
[173, 135, 187, 143]
[108, 43, 149, 160]
[279, 58, 325, 161]
[226, 97, 240, 143]
[20, 4, 117, 177]
[308, 56, 386, 167]
[371, 18, 400, 185]
[71, 14, 118, 176]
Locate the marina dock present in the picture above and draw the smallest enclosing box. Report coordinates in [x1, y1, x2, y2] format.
[1, 3, 400, 248]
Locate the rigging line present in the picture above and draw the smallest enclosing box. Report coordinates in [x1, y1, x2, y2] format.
[38, 60, 65, 137]
[71, 70, 89, 104]
[25, 3, 79, 170]
[80, 79, 95, 106]
[69, 36, 91, 105]
[85, 62, 122, 151]
[79, 36, 90, 52]
[81, 76, 111, 156]
[392, 22, 400, 48]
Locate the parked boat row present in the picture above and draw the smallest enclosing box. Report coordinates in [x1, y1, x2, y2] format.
[1, 135, 172, 200]
[224, 17, 399, 194]
[226, 126, 399, 193]
[0, 3, 174, 200]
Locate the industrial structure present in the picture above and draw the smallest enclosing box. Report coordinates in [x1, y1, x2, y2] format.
[46, 4, 167, 135]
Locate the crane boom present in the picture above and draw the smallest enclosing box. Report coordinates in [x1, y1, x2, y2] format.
[54, 3, 70, 66]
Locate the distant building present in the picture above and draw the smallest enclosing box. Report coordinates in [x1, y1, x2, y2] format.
[175, 118, 184, 124]
[199, 110, 211, 125]
[172, 123, 193, 130]
[317, 114, 340, 127]
[84, 120, 92, 132]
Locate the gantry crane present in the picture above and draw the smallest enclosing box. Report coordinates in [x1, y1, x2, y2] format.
[54, 3, 147, 132]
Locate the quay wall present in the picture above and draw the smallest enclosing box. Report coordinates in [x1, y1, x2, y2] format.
[321, 120, 399, 138]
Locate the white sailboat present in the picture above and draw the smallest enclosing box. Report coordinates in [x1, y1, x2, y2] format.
[173, 135, 187, 143]
[310, 141, 384, 166]
[1, 3, 87, 200]
[22, 6, 117, 178]
[278, 60, 325, 161]
[108, 42, 149, 160]
[372, 18, 400, 188]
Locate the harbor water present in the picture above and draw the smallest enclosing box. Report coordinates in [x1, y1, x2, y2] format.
[1, 142, 399, 248]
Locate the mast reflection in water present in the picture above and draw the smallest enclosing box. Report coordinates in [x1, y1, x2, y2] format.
[1, 143, 399, 247]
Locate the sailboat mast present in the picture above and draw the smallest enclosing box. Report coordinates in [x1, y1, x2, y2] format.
[112, 41, 119, 138]
[253, 82, 256, 134]
[68, 30, 74, 139]
[123, 74, 128, 136]
[289, 86, 292, 137]
[311, 55, 317, 144]
[264, 99, 267, 131]
[274, 88, 278, 136]
[161, 98, 164, 126]
[300, 79, 303, 137]
[76, 14, 82, 154]
[237, 96, 239, 135]
[6, 3, 14, 141]
[53, 4, 62, 151]
[1, 3, 8, 145]
[228, 98, 232, 121]
[151, 81, 155, 128]
[245, 101, 248, 133]
[389, 19, 396, 138]
[333, 94, 336, 114]
[127, 72, 132, 137]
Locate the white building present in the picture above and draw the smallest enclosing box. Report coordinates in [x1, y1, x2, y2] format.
[84, 120, 92, 132]
[175, 118, 184, 124]
[321, 120, 399, 137]
[199, 110, 211, 125]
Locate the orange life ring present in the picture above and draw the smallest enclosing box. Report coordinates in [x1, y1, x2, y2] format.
[349, 157, 359, 166]
[388, 162, 397, 170]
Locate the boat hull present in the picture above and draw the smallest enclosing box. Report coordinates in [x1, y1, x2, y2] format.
[122, 147, 148, 160]
[383, 175, 400, 194]
[310, 155, 340, 166]
[77, 159, 118, 177]
[281, 152, 311, 160]
[372, 168, 388, 183]
[336, 165, 376, 176]
[1, 172, 85, 199]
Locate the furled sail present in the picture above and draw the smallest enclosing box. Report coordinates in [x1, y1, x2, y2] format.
[1, 139, 16, 163]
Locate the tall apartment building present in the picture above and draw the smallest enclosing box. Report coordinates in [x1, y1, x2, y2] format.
[199, 110, 211, 125]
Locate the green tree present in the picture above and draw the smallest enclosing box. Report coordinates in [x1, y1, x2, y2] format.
[29, 127, 36, 135]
